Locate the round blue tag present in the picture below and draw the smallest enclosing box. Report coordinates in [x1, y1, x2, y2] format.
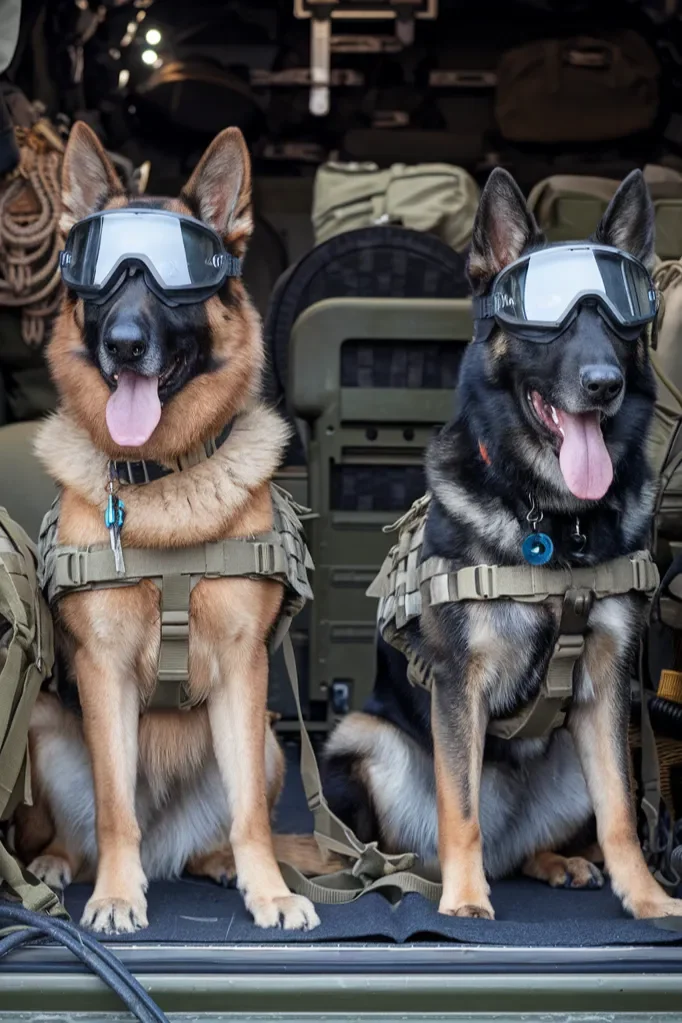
[522, 532, 554, 566]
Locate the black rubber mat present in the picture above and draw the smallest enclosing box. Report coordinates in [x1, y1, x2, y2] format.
[62, 741, 682, 947]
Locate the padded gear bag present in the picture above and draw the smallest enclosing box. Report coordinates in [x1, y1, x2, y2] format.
[0, 507, 66, 921]
[312, 161, 479, 250]
[495, 33, 660, 144]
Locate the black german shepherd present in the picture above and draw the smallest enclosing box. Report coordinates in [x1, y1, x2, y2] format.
[324, 168, 682, 921]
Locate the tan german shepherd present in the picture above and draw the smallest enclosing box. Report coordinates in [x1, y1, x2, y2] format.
[14, 122, 333, 934]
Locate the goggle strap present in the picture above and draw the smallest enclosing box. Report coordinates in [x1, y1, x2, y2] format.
[472, 295, 496, 320]
[225, 254, 242, 278]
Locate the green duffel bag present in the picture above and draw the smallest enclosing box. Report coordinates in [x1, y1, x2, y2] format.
[495, 32, 660, 144]
[0, 507, 65, 921]
[312, 160, 480, 250]
[528, 167, 682, 261]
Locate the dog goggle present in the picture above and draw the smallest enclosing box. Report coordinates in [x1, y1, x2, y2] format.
[472, 243, 658, 343]
[60, 208, 242, 306]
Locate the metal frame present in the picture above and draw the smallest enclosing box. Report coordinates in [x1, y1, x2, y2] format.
[3, 942, 682, 1015]
[294, 0, 438, 19]
[294, 1, 438, 115]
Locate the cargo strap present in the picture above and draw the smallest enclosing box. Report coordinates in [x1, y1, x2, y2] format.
[278, 630, 443, 905]
[0, 510, 68, 925]
[40, 485, 313, 712]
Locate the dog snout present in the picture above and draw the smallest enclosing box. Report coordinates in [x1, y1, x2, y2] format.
[579, 364, 624, 404]
[103, 322, 147, 365]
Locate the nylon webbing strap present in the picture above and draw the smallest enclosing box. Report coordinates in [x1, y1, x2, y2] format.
[487, 590, 590, 741]
[51, 537, 288, 596]
[419, 553, 659, 606]
[0, 842, 68, 931]
[279, 632, 442, 904]
[151, 575, 192, 710]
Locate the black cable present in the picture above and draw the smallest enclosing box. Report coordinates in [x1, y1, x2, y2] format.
[0, 925, 44, 955]
[649, 696, 682, 739]
[0, 903, 170, 1023]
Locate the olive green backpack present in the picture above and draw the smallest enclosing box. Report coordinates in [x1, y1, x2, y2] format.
[0, 507, 65, 921]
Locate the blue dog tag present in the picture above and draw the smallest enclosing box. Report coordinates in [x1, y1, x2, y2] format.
[522, 532, 554, 566]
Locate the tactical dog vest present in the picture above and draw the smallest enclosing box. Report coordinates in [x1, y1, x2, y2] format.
[367, 494, 660, 740]
[38, 484, 313, 711]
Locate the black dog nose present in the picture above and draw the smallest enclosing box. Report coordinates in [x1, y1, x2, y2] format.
[104, 323, 147, 363]
[579, 364, 624, 403]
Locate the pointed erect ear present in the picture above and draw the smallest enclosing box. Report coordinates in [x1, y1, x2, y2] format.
[181, 127, 253, 256]
[594, 169, 656, 271]
[467, 168, 541, 292]
[60, 122, 125, 233]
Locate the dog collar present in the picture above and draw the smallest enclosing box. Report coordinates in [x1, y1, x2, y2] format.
[112, 419, 235, 486]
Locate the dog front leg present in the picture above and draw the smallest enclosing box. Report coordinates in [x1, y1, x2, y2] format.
[208, 641, 320, 930]
[569, 681, 682, 919]
[76, 648, 147, 934]
[432, 661, 493, 919]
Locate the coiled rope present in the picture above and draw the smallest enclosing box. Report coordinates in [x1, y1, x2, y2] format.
[0, 120, 65, 347]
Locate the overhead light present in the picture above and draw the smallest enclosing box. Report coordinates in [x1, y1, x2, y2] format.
[118, 69, 130, 89]
[141, 48, 158, 65]
[145, 28, 161, 46]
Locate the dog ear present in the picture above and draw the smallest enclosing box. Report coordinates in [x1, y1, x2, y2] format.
[468, 168, 539, 292]
[594, 170, 655, 271]
[60, 122, 125, 233]
[182, 127, 253, 256]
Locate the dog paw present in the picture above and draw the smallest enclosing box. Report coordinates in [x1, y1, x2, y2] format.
[552, 857, 604, 890]
[630, 896, 682, 920]
[81, 895, 149, 934]
[29, 854, 72, 891]
[245, 892, 320, 930]
[439, 897, 495, 920]
[188, 850, 237, 887]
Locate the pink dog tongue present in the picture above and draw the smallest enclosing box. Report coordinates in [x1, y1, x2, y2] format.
[105, 370, 161, 448]
[556, 409, 613, 501]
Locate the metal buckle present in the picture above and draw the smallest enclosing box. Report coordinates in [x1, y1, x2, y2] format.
[161, 610, 189, 640]
[64, 551, 87, 587]
[307, 791, 322, 812]
[473, 565, 497, 599]
[255, 543, 276, 575]
[633, 555, 656, 593]
[553, 634, 586, 660]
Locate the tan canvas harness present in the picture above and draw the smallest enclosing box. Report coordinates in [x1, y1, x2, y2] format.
[368, 494, 659, 741]
[39, 483, 314, 711]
